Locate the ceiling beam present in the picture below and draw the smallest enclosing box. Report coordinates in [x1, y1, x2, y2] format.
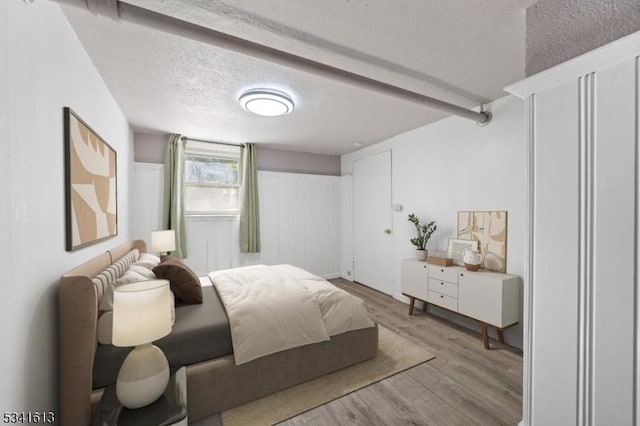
[53, 0, 492, 125]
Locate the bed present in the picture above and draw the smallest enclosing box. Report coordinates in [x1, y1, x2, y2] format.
[59, 240, 378, 425]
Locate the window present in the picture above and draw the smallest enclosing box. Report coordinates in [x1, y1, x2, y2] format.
[184, 140, 241, 215]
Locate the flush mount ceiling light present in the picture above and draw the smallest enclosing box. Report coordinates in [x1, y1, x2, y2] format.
[239, 89, 294, 117]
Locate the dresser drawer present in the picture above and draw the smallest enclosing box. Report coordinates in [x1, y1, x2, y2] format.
[427, 290, 458, 312]
[428, 265, 459, 283]
[428, 278, 458, 297]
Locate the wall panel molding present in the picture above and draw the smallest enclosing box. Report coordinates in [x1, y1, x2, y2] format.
[577, 72, 596, 426]
[522, 93, 536, 426]
[511, 29, 640, 425]
[522, 56, 638, 425]
[634, 55, 640, 426]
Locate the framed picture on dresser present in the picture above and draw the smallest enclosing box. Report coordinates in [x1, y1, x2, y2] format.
[447, 238, 478, 266]
[64, 107, 118, 251]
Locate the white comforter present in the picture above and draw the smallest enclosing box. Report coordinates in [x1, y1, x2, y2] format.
[209, 264, 375, 365]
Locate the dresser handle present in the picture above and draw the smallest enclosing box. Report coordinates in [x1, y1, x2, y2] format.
[441, 269, 444, 272]
[441, 282, 444, 285]
[460, 273, 464, 277]
[423, 265, 427, 269]
[440, 295, 444, 298]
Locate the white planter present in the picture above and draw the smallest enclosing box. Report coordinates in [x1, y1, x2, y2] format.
[415, 249, 428, 261]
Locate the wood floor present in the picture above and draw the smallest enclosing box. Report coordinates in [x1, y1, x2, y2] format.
[192, 278, 523, 426]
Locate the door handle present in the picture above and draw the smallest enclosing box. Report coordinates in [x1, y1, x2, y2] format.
[384, 228, 392, 234]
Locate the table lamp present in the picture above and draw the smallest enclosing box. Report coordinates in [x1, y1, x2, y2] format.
[112, 279, 172, 409]
[151, 230, 176, 255]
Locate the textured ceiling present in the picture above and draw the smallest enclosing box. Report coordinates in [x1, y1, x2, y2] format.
[62, 0, 536, 155]
[526, 0, 640, 75]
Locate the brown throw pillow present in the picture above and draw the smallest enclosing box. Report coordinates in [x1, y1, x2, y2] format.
[153, 260, 203, 304]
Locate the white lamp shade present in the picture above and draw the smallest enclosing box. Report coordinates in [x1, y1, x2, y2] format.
[151, 230, 176, 253]
[112, 280, 172, 347]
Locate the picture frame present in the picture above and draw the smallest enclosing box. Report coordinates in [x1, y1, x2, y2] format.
[457, 210, 508, 272]
[447, 238, 479, 266]
[64, 107, 118, 251]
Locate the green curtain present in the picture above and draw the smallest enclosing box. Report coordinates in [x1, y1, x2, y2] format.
[239, 143, 261, 253]
[162, 134, 187, 258]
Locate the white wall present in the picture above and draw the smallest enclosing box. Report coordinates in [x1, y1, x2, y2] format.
[0, 1, 132, 415]
[256, 147, 341, 176]
[131, 163, 165, 245]
[342, 96, 526, 348]
[131, 166, 342, 278]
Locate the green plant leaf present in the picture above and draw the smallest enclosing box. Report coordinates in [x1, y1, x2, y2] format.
[407, 213, 437, 250]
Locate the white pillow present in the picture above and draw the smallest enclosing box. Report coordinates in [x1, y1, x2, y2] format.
[169, 291, 175, 325]
[133, 253, 161, 270]
[128, 264, 157, 279]
[98, 271, 148, 312]
[140, 252, 161, 263]
[115, 270, 148, 285]
[97, 311, 113, 345]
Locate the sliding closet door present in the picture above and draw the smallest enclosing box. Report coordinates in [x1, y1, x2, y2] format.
[353, 151, 393, 295]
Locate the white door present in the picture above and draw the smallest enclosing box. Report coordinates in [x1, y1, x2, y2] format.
[353, 150, 393, 295]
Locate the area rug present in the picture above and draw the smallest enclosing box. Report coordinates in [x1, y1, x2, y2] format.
[221, 325, 435, 426]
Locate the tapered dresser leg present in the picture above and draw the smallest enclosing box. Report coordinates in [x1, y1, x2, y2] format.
[481, 323, 490, 349]
[408, 297, 416, 315]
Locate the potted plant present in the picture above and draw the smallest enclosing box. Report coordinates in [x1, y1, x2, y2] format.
[408, 213, 437, 261]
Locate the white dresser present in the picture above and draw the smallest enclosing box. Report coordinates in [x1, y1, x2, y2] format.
[401, 259, 520, 349]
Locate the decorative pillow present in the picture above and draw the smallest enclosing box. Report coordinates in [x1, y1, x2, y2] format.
[91, 249, 139, 301]
[169, 291, 176, 324]
[141, 252, 161, 263]
[134, 253, 161, 270]
[98, 270, 148, 312]
[153, 260, 203, 304]
[111, 248, 139, 276]
[115, 270, 148, 285]
[128, 264, 157, 279]
[97, 311, 114, 345]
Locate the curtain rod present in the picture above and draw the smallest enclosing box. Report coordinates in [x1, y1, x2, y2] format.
[52, 0, 492, 125]
[183, 137, 244, 148]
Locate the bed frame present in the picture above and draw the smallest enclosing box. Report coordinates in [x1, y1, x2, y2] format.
[59, 240, 378, 425]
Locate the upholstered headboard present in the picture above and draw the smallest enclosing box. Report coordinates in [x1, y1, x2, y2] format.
[59, 240, 146, 426]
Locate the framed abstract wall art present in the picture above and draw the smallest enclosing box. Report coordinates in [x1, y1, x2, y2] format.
[64, 107, 118, 251]
[457, 210, 507, 272]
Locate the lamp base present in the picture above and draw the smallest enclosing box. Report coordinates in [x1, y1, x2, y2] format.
[116, 343, 169, 409]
